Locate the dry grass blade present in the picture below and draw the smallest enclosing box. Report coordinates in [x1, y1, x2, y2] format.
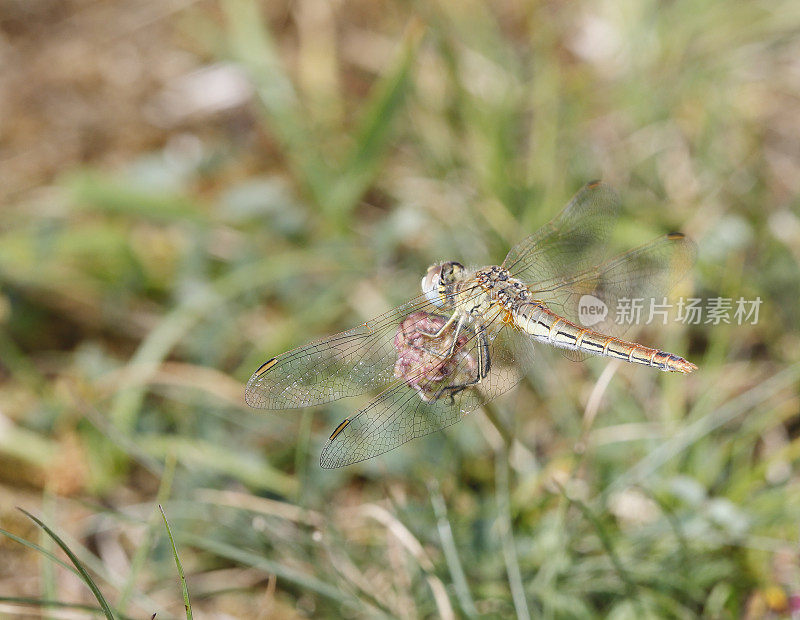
[354, 503, 455, 620]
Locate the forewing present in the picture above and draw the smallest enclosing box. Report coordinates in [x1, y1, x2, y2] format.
[502, 181, 621, 286]
[533, 232, 697, 358]
[245, 294, 451, 409]
[319, 320, 535, 468]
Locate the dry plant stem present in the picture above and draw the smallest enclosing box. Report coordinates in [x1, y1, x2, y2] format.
[355, 503, 455, 619]
[481, 399, 513, 449]
[255, 573, 277, 620]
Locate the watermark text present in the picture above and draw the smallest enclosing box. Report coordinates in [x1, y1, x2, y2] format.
[577, 296, 762, 326]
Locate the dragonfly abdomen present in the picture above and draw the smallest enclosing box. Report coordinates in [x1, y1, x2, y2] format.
[512, 302, 697, 373]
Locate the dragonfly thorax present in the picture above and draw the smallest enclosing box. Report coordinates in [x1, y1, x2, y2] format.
[474, 266, 531, 303]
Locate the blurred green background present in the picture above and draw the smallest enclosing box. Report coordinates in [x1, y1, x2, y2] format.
[1, 0, 799, 617]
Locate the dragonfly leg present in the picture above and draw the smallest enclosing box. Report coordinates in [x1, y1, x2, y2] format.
[444, 315, 466, 358]
[417, 311, 459, 339]
[434, 323, 491, 402]
[415, 314, 466, 360]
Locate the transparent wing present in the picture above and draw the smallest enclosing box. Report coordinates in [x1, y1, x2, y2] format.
[529, 232, 697, 360]
[501, 181, 695, 360]
[245, 294, 453, 409]
[319, 316, 535, 469]
[502, 181, 621, 287]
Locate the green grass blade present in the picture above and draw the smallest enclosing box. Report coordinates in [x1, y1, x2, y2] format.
[0, 527, 77, 574]
[484, 402, 532, 619]
[65, 170, 205, 221]
[175, 531, 363, 609]
[41, 492, 57, 620]
[429, 481, 477, 618]
[117, 454, 177, 612]
[138, 435, 295, 496]
[159, 505, 193, 620]
[222, 0, 331, 208]
[0, 597, 123, 616]
[495, 453, 531, 620]
[18, 509, 115, 620]
[325, 20, 424, 221]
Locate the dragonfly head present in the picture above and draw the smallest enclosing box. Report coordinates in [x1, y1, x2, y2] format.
[422, 261, 465, 307]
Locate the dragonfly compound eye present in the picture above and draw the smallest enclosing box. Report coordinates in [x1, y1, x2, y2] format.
[440, 261, 465, 284]
[421, 263, 445, 304]
[421, 262, 465, 307]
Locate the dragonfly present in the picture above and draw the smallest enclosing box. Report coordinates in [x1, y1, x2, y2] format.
[246, 181, 697, 468]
